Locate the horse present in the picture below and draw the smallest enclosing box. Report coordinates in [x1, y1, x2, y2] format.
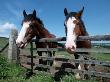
[64, 7, 91, 79]
[16, 10, 57, 66]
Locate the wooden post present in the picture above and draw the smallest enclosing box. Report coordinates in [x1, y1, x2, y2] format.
[30, 41, 34, 73]
[8, 29, 19, 63]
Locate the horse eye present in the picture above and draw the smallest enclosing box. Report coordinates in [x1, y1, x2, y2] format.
[73, 20, 78, 24]
[29, 23, 32, 26]
[29, 24, 35, 31]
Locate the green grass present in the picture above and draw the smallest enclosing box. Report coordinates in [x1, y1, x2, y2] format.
[61, 74, 97, 82]
[0, 54, 26, 82]
[0, 37, 9, 55]
[91, 53, 110, 61]
[28, 72, 54, 82]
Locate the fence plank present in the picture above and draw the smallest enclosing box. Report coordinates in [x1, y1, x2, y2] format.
[30, 56, 110, 66]
[76, 48, 110, 53]
[24, 62, 110, 78]
[65, 68, 110, 78]
[33, 48, 110, 53]
[32, 35, 110, 42]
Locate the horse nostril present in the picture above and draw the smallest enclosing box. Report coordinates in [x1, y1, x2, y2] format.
[65, 45, 76, 53]
[69, 46, 75, 52]
[72, 46, 76, 50]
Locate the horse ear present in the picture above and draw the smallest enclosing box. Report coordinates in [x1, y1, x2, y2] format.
[64, 8, 68, 16]
[33, 10, 36, 17]
[23, 10, 27, 17]
[77, 7, 84, 17]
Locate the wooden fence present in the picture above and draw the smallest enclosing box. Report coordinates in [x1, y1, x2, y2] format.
[0, 29, 110, 79]
[20, 35, 110, 79]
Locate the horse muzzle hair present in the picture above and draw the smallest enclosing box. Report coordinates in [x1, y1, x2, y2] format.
[65, 40, 77, 54]
[16, 38, 27, 48]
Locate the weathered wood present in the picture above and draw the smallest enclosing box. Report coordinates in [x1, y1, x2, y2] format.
[30, 42, 34, 73]
[68, 59, 110, 66]
[8, 29, 19, 63]
[65, 68, 110, 78]
[22, 62, 110, 78]
[76, 48, 110, 53]
[29, 56, 110, 66]
[33, 48, 110, 53]
[34, 48, 58, 51]
[32, 35, 110, 42]
[78, 35, 110, 41]
[35, 64, 50, 69]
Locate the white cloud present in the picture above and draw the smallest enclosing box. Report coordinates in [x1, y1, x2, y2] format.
[0, 22, 17, 37]
[0, 22, 17, 32]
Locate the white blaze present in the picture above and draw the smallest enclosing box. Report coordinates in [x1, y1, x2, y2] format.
[16, 21, 31, 43]
[65, 17, 77, 51]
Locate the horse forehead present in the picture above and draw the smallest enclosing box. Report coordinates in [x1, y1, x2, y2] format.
[65, 16, 76, 24]
[23, 21, 31, 28]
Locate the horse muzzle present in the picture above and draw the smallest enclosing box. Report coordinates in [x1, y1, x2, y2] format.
[65, 46, 76, 54]
[16, 41, 27, 49]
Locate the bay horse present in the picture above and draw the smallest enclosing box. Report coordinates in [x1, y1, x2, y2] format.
[16, 10, 57, 66]
[64, 7, 91, 79]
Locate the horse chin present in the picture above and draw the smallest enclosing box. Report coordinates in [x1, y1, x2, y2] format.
[66, 48, 75, 54]
[21, 43, 27, 48]
[17, 43, 27, 49]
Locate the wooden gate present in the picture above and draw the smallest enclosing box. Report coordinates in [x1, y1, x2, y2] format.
[20, 35, 110, 79]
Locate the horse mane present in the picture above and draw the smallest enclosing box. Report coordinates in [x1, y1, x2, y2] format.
[36, 17, 44, 27]
[79, 19, 88, 36]
[34, 17, 56, 38]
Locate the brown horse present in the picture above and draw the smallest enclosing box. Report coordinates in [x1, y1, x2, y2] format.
[16, 10, 57, 65]
[64, 7, 91, 79]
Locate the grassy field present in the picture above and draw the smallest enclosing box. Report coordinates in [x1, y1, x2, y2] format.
[91, 53, 110, 61]
[0, 37, 8, 48]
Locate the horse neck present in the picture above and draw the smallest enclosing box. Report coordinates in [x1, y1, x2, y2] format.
[76, 20, 91, 48]
[34, 21, 55, 38]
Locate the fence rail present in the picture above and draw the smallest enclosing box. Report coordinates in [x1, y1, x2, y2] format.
[34, 47, 110, 53]
[21, 55, 110, 67]
[32, 35, 110, 42]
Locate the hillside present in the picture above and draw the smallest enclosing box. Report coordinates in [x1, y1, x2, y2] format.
[0, 37, 9, 48]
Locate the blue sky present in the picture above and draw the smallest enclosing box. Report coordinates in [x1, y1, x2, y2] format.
[0, 0, 110, 37]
